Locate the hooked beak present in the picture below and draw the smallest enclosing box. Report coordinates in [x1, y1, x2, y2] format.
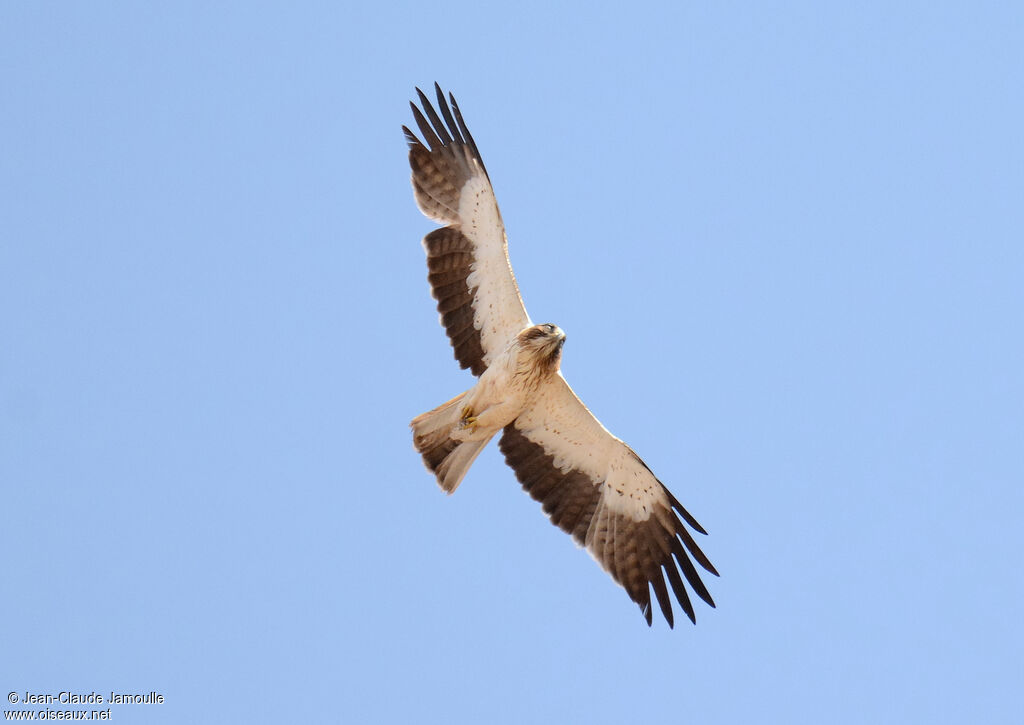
[552, 329, 566, 354]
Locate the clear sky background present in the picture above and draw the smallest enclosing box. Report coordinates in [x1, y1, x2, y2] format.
[2, 2, 1022, 724]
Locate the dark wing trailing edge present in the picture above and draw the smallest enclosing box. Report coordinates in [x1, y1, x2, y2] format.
[419, 227, 487, 376]
[498, 376, 718, 627]
[405, 84, 529, 376]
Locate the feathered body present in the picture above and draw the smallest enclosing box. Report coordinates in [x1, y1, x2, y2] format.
[412, 324, 565, 491]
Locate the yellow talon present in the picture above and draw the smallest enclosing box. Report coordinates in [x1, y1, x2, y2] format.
[460, 405, 478, 430]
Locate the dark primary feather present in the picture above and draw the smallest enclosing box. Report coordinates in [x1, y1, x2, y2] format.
[499, 424, 717, 627]
[448, 91, 488, 180]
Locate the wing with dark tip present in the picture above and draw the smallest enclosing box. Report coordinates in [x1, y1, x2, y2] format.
[498, 375, 718, 627]
[405, 84, 530, 376]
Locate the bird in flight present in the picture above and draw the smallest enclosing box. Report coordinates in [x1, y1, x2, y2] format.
[405, 84, 718, 627]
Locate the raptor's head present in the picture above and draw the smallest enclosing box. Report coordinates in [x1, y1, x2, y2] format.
[518, 323, 566, 371]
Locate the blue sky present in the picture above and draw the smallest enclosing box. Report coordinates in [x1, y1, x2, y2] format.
[2, 2, 1022, 723]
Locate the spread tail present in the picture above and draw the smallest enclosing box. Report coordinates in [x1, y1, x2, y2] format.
[411, 392, 494, 493]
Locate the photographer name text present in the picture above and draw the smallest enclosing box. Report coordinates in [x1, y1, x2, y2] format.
[13, 692, 163, 705]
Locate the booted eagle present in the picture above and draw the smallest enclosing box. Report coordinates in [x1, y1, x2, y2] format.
[406, 84, 718, 627]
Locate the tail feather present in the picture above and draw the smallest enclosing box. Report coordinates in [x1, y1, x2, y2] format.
[411, 392, 494, 493]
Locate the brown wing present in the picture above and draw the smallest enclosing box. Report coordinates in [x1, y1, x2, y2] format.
[498, 375, 718, 627]
[404, 84, 530, 376]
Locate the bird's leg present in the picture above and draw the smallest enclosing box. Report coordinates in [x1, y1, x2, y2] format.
[452, 400, 518, 442]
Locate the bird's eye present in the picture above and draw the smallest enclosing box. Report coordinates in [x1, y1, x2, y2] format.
[544, 324, 555, 333]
